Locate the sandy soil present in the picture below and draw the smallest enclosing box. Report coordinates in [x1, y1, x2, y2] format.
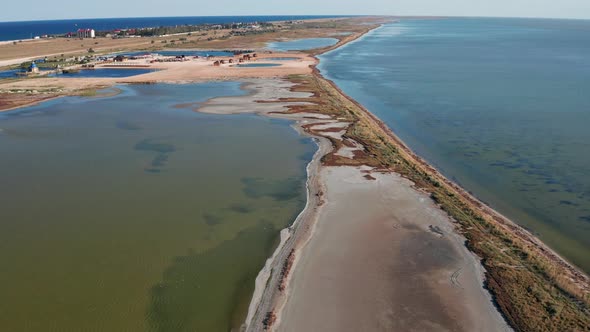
[0, 53, 314, 89]
[195, 78, 511, 332]
[278, 166, 511, 332]
[0, 16, 385, 66]
[0, 53, 315, 112]
[0, 30, 230, 64]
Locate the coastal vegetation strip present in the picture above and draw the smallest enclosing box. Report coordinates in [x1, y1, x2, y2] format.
[275, 70, 590, 331]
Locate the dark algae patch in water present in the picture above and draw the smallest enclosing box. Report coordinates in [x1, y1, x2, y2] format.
[148, 222, 277, 332]
[134, 138, 177, 172]
[0, 83, 315, 331]
[117, 120, 143, 130]
[241, 177, 305, 201]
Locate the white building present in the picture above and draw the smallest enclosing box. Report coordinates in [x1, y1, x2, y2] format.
[77, 29, 96, 38]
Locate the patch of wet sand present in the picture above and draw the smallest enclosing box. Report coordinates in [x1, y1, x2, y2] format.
[278, 166, 511, 332]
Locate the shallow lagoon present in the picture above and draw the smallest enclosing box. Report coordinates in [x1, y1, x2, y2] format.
[0, 83, 314, 331]
[236, 63, 281, 68]
[267, 38, 338, 51]
[0, 69, 21, 78]
[50, 68, 157, 78]
[319, 18, 590, 272]
[264, 57, 300, 61]
[0, 67, 52, 79]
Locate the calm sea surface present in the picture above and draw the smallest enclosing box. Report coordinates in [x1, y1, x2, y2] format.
[0, 83, 314, 331]
[267, 38, 338, 51]
[319, 18, 590, 272]
[0, 16, 344, 41]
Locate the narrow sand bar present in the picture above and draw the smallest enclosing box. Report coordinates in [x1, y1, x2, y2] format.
[196, 78, 511, 332]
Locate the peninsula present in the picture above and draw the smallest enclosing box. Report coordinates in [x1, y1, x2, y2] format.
[0, 16, 588, 332]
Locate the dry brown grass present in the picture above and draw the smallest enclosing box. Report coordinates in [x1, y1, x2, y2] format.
[0, 17, 389, 67]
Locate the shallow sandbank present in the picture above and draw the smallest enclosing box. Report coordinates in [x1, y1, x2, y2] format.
[196, 77, 511, 332]
[278, 166, 511, 332]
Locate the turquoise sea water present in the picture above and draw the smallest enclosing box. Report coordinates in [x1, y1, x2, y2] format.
[319, 18, 590, 272]
[267, 38, 338, 51]
[0, 83, 314, 331]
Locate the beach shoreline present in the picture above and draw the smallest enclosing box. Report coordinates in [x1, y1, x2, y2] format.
[233, 31, 589, 328]
[194, 75, 512, 331]
[1, 16, 588, 331]
[312, 65, 590, 287]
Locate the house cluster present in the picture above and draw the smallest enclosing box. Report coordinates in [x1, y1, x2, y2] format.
[109, 29, 139, 38]
[95, 53, 195, 64]
[213, 53, 257, 66]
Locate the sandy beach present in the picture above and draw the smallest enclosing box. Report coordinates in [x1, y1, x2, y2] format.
[278, 166, 510, 332]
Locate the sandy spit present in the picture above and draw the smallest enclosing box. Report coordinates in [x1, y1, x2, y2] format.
[196, 78, 512, 332]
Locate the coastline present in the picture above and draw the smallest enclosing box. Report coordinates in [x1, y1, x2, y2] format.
[237, 25, 589, 330]
[312, 23, 590, 281]
[1, 16, 588, 332]
[194, 77, 510, 331]
[313, 65, 590, 287]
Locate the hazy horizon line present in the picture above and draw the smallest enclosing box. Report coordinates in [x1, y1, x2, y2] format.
[2, 14, 590, 24]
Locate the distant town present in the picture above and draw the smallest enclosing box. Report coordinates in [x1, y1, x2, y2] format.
[28, 20, 283, 41]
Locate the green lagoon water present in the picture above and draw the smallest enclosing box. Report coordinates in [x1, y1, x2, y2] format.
[0, 83, 314, 331]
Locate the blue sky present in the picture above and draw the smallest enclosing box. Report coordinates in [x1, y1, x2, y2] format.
[2, 0, 590, 22]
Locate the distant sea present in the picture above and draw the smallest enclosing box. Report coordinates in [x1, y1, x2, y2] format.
[0, 15, 345, 41]
[319, 18, 590, 272]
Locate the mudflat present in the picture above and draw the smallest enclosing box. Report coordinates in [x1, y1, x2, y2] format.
[195, 78, 511, 332]
[278, 166, 511, 332]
